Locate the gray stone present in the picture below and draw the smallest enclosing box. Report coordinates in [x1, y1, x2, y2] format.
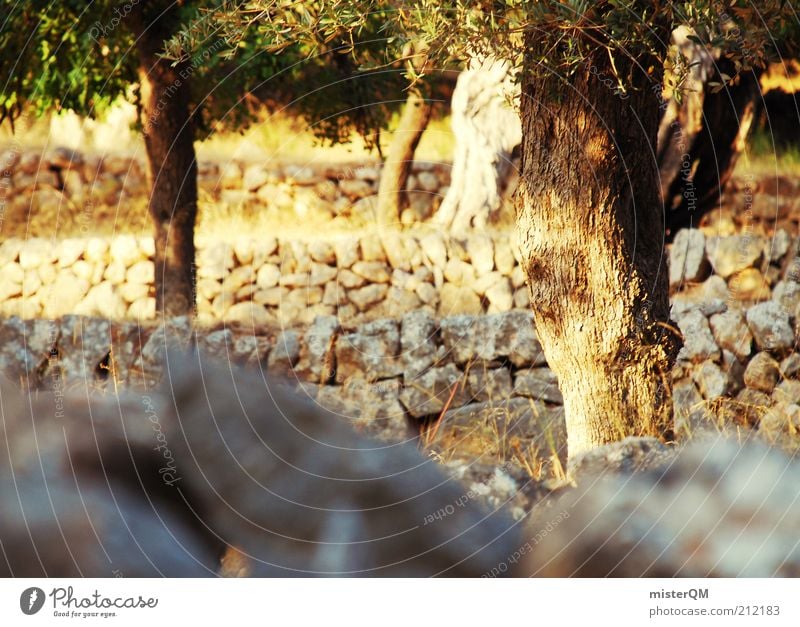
[669, 229, 709, 288]
[676, 310, 720, 363]
[709, 309, 753, 362]
[467, 368, 513, 403]
[336, 319, 401, 383]
[400, 363, 471, 418]
[746, 301, 794, 353]
[313, 378, 410, 442]
[266, 330, 301, 377]
[569, 437, 673, 480]
[743, 351, 781, 393]
[513, 368, 563, 404]
[136, 317, 194, 384]
[439, 397, 566, 461]
[295, 316, 339, 383]
[672, 379, 706, 436]
[440, 312, 546, 368]
[772, 280, 800, 313]
[692, 360, 728, 400]
[705, 234, 764, 278]
[769, 229, 791, 262]
[54, 316, 114, 384]
[0, 317, 58, 386]
[670, 275, 728, 321]
[400, 310, 440, 379]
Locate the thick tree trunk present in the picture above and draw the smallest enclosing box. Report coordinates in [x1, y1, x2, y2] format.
[516, 38, 677, 462]
[131, 5, 197, 317]
[659, 30, 762, 237]
[434, 58, 521, 231]
[375, 85, 431, 225]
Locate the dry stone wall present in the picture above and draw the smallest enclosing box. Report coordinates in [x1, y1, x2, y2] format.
[0, 149, 452, 224]
[0, 229, 529, 324]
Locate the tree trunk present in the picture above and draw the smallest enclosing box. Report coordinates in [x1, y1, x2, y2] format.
[375, 85, 431, 225]
[434, 57, 521, 231]
[659, 29, 762, 237]
[130, 5, 197, 317]
[516, 37, 677, 463]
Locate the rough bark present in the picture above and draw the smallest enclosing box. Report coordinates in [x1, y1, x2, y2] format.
[516, 35, 677, 463]
[375, 84, 431, 225]
[434, 58, 521, 231]
[659, 30, 762, 237]
[130, 4, 197, 317]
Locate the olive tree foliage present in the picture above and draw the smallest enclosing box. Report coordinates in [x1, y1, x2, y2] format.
[173, 2, 448, 223]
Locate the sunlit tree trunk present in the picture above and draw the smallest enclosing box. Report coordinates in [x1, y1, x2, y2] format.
[375, 84, 431, 225]
[131, 3, 197, 317]
[516, 31, 677, 463]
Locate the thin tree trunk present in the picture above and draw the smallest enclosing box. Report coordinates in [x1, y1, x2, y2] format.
[516, 34, 677, 463]
[434, 57, 521, 231]
[130, 4, 197, 317]
[376, 85, 431, 225]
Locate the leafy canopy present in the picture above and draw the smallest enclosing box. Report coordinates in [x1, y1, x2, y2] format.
[0, 0, 411, 146]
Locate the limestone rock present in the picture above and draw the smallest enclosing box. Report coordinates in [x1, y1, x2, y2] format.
[400, 363, 470, 418]
[438, 283, 482, 316]
[440, 312, 546, 368]
[743, 351, 781, 393]
[348, 284, 388, 311]
[746, 301, 794, 353]
[772, 379, 800, 405]
[266, 330, 301, 377]
[466, 234, 495, 276]
[467, 368, 513, 403]
[669, 229, 709, 288]
[676, 310, 720, 363]
[351, 260, 390, 283]
[705, 234, 763, 278]
[692, 360, 729, 400]
[336, 319, 401, 383]
[728, 268, 771, 302]
[223, 302, 271, 326]
[313, 378, 410, 442]
[709, 309, 753, 362]
[295, 315, 339, 383]
[513, 368, 563, 404]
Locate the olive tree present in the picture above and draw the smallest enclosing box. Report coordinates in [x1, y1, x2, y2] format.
[174, 0, 796, 463]
[0, 0, 412, 315]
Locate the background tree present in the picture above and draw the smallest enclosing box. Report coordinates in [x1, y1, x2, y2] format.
[0, 0, 414, 315]
[197, 0, 797, 463]
[433, 55, 521, 231]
